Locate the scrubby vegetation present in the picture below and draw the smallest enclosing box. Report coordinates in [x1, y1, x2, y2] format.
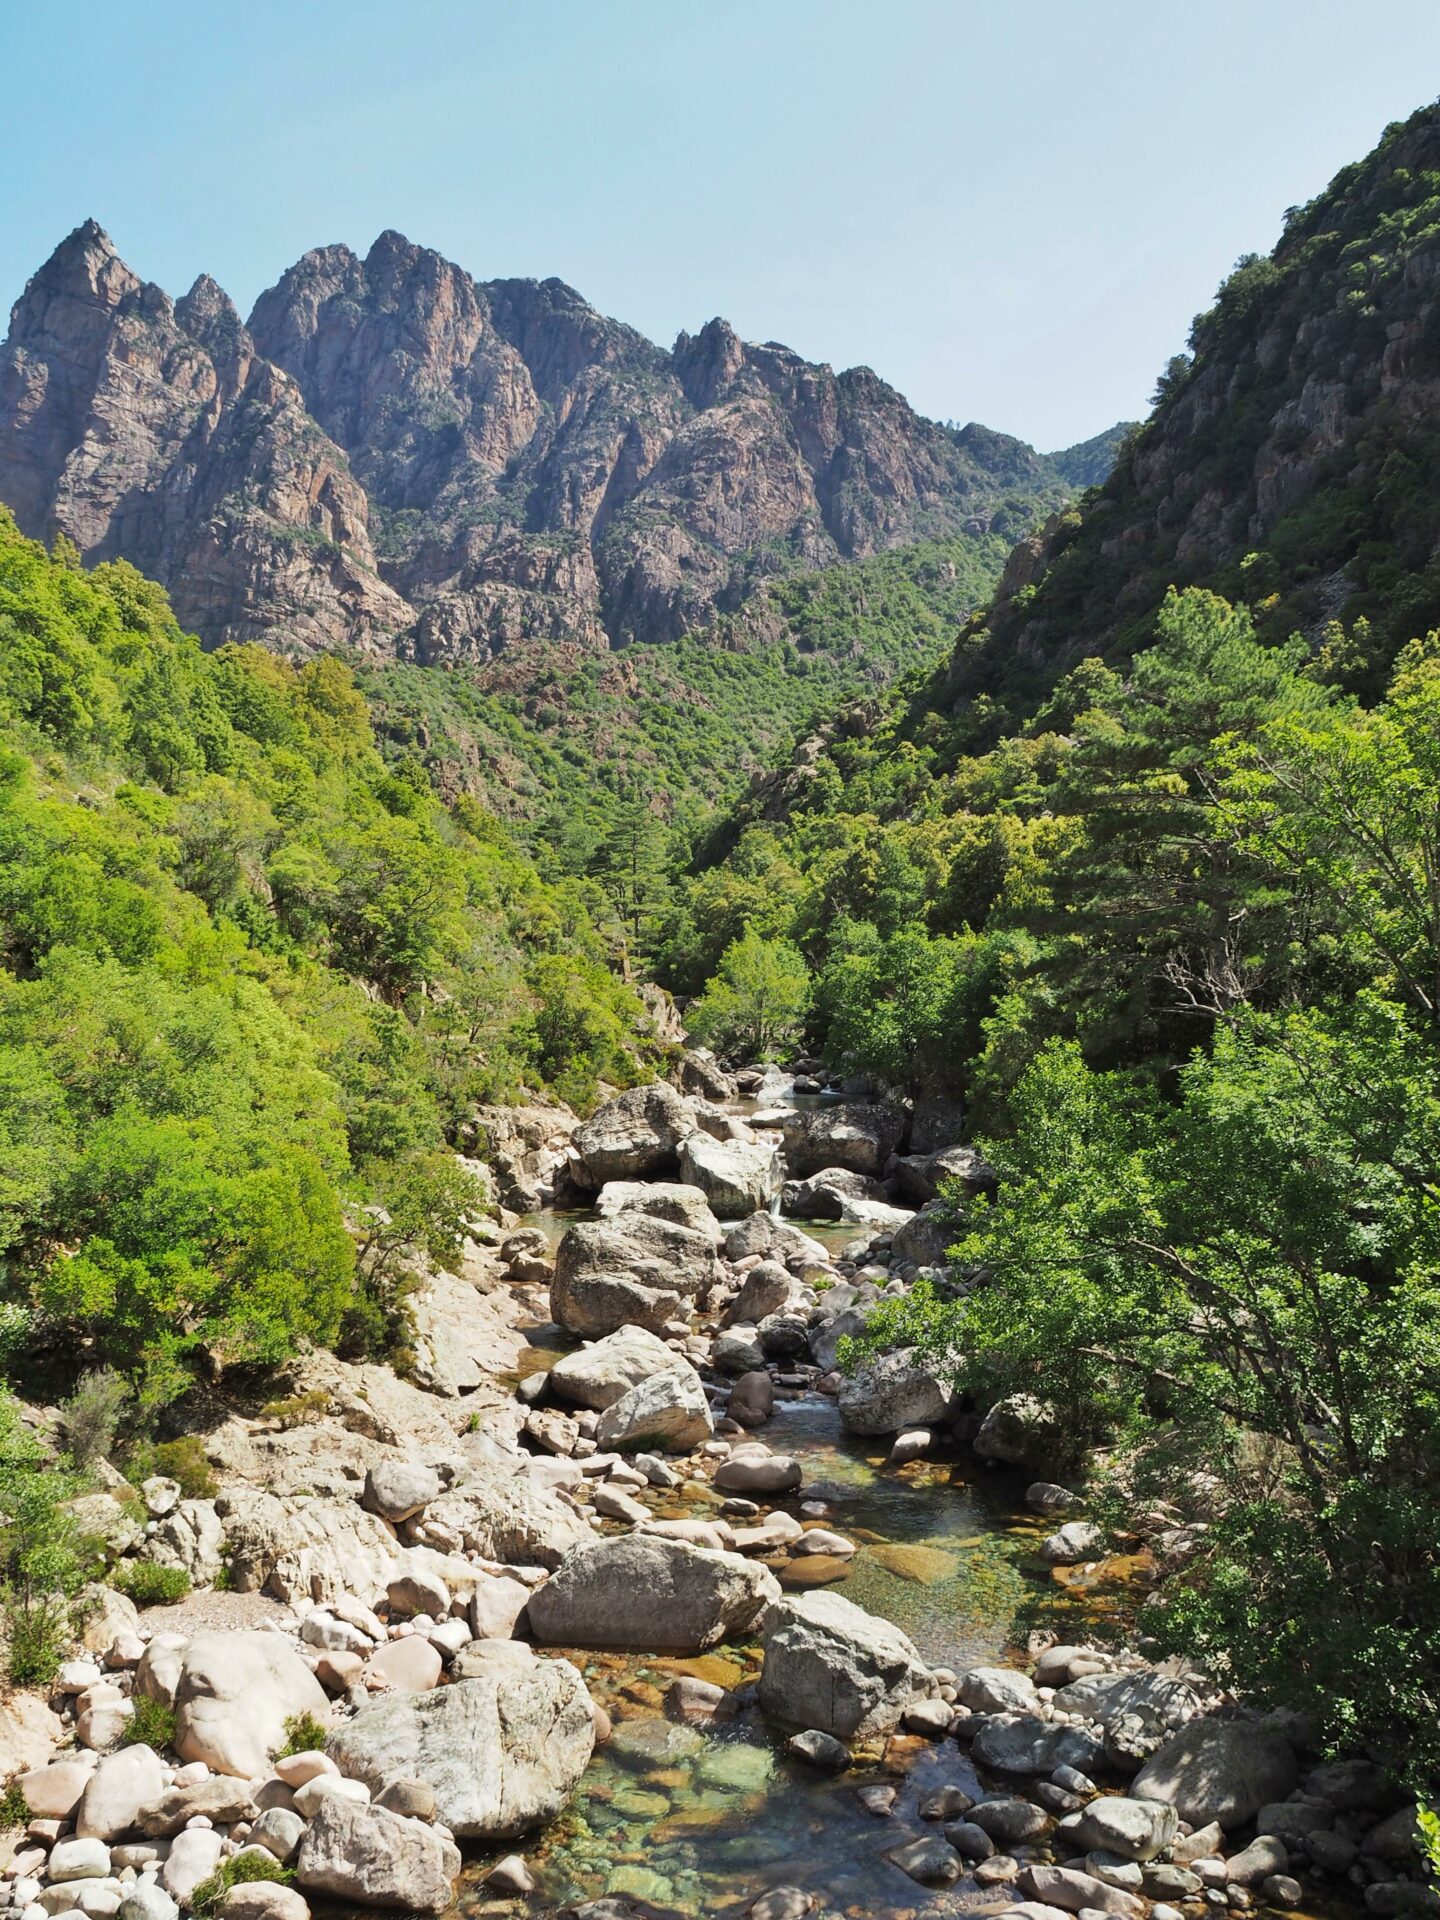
[111, 1561, 192, 1606]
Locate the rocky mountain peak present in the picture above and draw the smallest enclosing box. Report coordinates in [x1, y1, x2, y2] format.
[672, 317, 746, 410]
[175, 273, 246, 367]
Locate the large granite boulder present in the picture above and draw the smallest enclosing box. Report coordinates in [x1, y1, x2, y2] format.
[837, 1348, 958, 1436]
[678, 1134, 782, 1219]
[296, 1795, 460, 1911]
[325, 1664, 593, 1839]
[758, 1590, 933, 1739]
[551, 1212, 719, 1337]
[1131, 1718, 1298, 1829]
[595, 1366, 714, 1453]
[780, 1103, 908, 1178]
[527, 1535, 778, 1652]
[569, 1084, 693, 1187]
[594, 1181, 722, 1241]
[173, 1632, 330, 1778]
[549, 1326, 687, 1410]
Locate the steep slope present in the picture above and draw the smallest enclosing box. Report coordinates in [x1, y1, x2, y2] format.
[0, 224, 1072, 662]
[944, 101, 1440, 717]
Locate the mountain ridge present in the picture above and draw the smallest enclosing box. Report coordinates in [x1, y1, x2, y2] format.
[0, 221, 1089, 666]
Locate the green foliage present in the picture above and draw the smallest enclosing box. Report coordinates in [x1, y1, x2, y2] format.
[189, 1854, 294, 1918]
[1417, 1805, 1440, 1882]
[785, 602, 1440, 1785]
[0, 1781, 29, 1830]
[126, 1436, 218, 1501]
[0, 508, 655, 1401]
[111, 1561, 191, 1606]
[687, 930, 811, 1061]
[279, 1711, 329, 1756]
[59, 1367, 129, 1469]
[126, 1695, 177, 1749]
[358, 535, 1031, 862]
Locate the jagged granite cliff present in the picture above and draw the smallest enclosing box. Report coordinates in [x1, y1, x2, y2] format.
[0, 224, 1071, 659]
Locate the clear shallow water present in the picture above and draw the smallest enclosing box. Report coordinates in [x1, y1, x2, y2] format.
[460, 1390, 1141, 1920]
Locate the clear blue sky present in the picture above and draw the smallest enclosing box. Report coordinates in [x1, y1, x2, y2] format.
[4, 2, 1438, 449]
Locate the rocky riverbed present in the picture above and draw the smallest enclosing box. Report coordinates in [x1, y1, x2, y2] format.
[0, 1067, 1430, 1920]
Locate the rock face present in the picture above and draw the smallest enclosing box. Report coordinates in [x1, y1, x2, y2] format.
[424, 1464, 592, 1569]
[296, 1793, 460, 1911]
[172, 1632, 330, 1777]
[527, 1535, 778, 1652]
[219, 1493, 398, 1605]
[0, 223, 1064, 660]
[758, 1590, 933, 1739]
[944, 107, 1440, 720]
[325, 1665, 594, 1838]
[550, 1211, 718, 1337]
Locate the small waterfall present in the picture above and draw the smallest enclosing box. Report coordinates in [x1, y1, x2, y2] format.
[768, 1189, 783, 1219]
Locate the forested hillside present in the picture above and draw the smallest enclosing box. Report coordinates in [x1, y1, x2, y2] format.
[358, 531, 1013, 846]
[0, 507, 656, 1408]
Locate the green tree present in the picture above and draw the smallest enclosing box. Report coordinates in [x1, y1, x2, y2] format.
[687, 930, 810, 1061]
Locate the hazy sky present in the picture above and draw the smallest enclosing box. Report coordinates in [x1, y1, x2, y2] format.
[4, 2, 1439, 449]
